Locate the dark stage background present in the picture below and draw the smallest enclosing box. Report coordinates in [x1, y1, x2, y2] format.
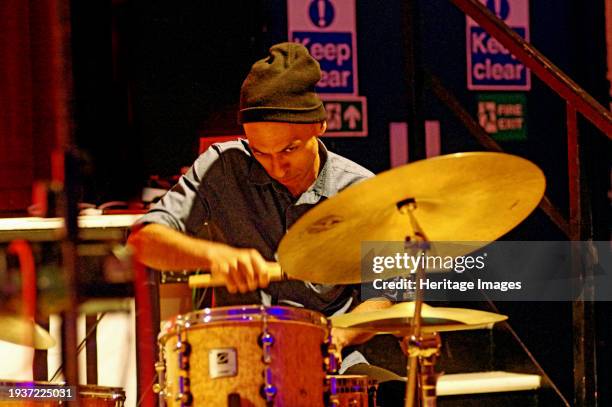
[0, 0, 610, 405]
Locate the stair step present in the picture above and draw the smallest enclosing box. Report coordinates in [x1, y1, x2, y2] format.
[437, 371, 541, 396]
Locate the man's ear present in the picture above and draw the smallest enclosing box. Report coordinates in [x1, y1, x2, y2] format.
[319, 120, 328, 136]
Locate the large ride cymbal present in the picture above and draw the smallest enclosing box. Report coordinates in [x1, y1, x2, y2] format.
[0, 314, 56, 349]
[278, 152, 545, 284]
[331, 302, 507, 334]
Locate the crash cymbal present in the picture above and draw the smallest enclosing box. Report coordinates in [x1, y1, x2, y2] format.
[331, 302, 507, 334]
[278, 152, 545, 283]
[0, 314, 56, 349]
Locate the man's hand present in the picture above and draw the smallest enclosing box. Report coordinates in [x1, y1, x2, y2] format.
[128, 224, 272, 293]
[207, 243, 272, 294]
[331, 327, 377, 350]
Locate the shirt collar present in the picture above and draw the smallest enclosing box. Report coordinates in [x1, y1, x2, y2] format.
[309, 139, 334, 198]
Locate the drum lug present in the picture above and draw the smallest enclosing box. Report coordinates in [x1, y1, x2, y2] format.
[175, 320, 193, 405]
[152, 383, 164, 396]
[326, 349, 340, 373]
[176, 391, 193, 406]
[154, 349, 168, 398]
[260, 382, 278, 400]
[176, 341, 192, 356]
[259, 306, 277, 403]
[179, 353, 191, 371]
[324, 330, 340, 374]
[258, 332, 275, 348]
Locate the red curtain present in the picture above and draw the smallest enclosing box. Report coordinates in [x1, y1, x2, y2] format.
[0, 0, 71, 214]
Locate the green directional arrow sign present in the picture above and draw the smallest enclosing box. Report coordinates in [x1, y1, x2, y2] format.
[322, 96, 368, 137]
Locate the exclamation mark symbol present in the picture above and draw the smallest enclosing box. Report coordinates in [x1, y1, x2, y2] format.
[318, 0, 326, 27]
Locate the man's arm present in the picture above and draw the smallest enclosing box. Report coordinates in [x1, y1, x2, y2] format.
[127, 223, 270, 293]
[332, 297, 392, 349]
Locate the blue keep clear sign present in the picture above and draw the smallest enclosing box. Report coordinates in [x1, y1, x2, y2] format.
[467, 0, 531, 90]
[292, 33, 354, 93]
[288, 0, 358, 95]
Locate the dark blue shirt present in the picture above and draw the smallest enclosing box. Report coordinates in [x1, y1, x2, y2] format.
[136, 139, 373, 315]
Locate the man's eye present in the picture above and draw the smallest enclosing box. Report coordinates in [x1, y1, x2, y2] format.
[284, 146, 297, 153]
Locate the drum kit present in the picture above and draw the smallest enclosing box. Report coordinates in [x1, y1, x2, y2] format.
[0, 151, 546, 406]
[180, 152, 546, 406]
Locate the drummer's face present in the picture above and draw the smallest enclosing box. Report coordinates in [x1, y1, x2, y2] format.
[244, 121, 326, 196]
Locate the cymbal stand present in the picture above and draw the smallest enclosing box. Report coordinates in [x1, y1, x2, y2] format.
[397, 199, 442, 407]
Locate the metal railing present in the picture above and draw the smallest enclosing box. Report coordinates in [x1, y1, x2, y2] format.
[449, 0, 612, 138]
[442, 1, 611, 406]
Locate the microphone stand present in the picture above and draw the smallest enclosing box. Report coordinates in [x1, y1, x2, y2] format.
[60, 148, 82, 405]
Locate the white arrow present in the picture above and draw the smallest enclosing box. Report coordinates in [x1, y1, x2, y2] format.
[343, 105, 361, 129]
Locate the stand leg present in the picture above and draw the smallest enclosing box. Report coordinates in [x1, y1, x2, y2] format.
[406, 353, 419, 407]
[419, 354, 439, 407]
[404, 333, 441, 407]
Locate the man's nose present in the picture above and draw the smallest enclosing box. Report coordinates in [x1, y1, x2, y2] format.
[270, 157, 288, 179]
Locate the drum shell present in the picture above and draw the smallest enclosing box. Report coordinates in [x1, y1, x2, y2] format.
[159, 306, 328, 407]
[326, 375, 372, 407]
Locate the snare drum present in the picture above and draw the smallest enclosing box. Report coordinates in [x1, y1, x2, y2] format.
[0, 380, 59, 407]
[156, 305, 329, 406]
[325, 375, 377, 407]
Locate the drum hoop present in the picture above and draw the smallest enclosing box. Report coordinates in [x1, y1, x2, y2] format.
[159, 305, 328, 340]
[0, 381, 64, 386]
[79, 385, 126, 399]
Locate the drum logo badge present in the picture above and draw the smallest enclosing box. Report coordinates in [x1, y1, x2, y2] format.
[208, 348, 238, 379]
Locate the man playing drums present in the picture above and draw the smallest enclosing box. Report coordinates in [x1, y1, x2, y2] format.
[128, 42, 391, 339]
[128, 43, 401, 405]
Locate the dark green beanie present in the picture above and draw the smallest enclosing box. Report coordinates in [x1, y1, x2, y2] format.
[238, 42, 327, 124]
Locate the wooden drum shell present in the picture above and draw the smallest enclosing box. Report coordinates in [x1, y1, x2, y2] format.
[159, 306, 329, 407]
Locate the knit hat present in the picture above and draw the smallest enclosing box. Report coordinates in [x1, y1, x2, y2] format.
[238, 42, 327, 124]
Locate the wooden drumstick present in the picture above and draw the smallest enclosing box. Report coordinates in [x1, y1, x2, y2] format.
[188, 262, 284, 288]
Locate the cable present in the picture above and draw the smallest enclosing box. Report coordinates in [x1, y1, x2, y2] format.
[460, 271, 572, 406]
[49, 312, 107, 382]
[136, 374, 158, 407]
[483, 298, 572, 407]
[194, 286, 209, 310]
